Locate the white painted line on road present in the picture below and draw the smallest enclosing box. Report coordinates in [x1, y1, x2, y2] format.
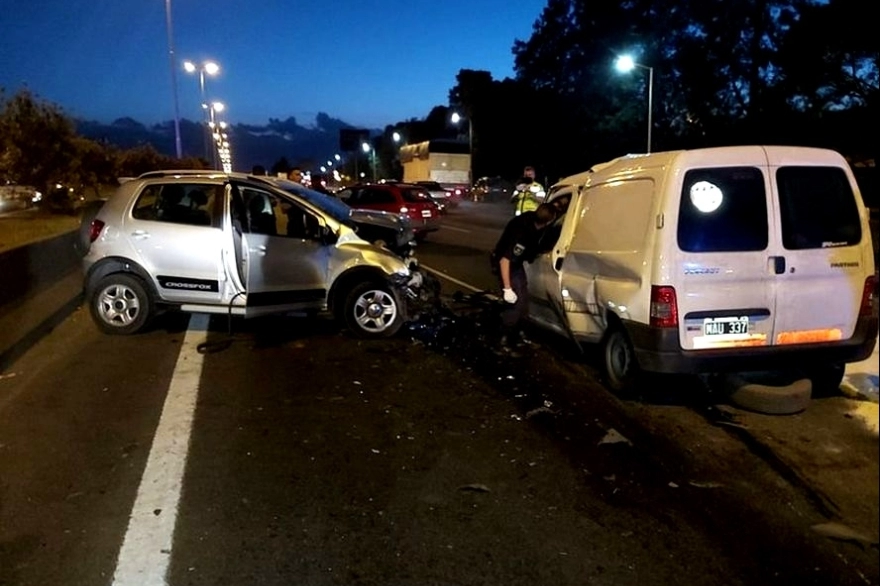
[421, 264, 491, 295]
[440, 224, 471, 233]
[111, 313, 210, 586]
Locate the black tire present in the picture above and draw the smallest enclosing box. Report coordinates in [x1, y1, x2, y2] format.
[602, 326, 640, 395]
[89, 273, 154, 335]
[806, 363, 846, 397]
[342, 281, 404, 339]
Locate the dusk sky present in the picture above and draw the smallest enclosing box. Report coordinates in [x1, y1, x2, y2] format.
[0, 0, 547, 130]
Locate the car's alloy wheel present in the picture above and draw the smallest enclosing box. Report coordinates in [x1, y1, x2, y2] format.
[343, 282, 403, 338]
[90, 274, 153, 335]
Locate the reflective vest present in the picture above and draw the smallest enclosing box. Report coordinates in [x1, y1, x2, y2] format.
[511, 181, 545, 215]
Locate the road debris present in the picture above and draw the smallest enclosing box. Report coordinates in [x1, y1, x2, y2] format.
[458, 483, 491, 493]
[598, 428, 631, 446]
[810, 522, 879, 549]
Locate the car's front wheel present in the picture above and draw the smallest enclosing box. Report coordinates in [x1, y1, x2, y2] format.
[342, 281, 403, 338]
[89, 273, 154, 335]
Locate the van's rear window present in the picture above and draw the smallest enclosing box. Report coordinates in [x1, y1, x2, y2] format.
[776, 166, 861, 250]
[677, 167, 768, 252]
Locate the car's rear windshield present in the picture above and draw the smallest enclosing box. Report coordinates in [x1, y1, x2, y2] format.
[677, 166, 769, 252]
[401, 188, 432, 203]
[776, 166, 861, 249]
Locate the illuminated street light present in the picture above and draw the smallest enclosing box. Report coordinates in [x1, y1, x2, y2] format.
[615, 55, 654, 154]
[184, 60, 220, 161]
[206, 101, 225, 170]
[392, 131, 402, 143]
[451, 111, 473, 185]
[362, 142, 377, 182]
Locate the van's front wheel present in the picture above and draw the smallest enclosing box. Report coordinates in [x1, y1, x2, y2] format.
[602, 327, 640, 396]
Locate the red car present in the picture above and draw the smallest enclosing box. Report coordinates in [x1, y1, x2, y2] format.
[335, 182, 442, 240]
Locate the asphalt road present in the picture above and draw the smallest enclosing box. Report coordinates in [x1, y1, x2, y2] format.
[0, 201, 877, 586]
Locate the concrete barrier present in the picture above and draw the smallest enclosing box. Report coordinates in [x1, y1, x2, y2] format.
[0, 230, 83, 371]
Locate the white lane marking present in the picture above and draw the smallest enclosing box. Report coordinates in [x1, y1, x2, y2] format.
[439, 224, 471, 233]
[420, 264, 492, 296]
[111, 313, 210, 586]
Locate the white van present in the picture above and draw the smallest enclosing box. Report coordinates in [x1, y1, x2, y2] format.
[526, 145, 878, 393]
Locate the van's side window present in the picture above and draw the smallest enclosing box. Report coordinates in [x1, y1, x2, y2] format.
[677, 167, 768, 252]
[776, 166, 861, 250]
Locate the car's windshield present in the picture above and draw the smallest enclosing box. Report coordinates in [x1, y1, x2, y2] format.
[271, 178, 354, 225]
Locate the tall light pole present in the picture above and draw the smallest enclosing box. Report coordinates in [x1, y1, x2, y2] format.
[184, 60, 220, 163]
[362, 142, 377, 182]
[451, 111, 473, 185]
[207, 101, 225, 170]
[615, 55, 654, 154]
[164, 0, 182, 159]
[392, 131, 404, 180]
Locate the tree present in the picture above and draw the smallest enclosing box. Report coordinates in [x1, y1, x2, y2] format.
[0, 88, 78, 194]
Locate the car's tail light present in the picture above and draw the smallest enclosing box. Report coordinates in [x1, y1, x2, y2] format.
[860, 275, 877, 317]
[88, 219, 105, 243]
[650, 285, 679, 328]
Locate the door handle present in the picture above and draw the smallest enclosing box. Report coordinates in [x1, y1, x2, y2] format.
[769, 256, 785, 274]
[252, 245, 268, 256]
[130, 230, 150, 240]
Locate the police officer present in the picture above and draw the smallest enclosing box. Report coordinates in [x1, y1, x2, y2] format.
[491, 202, 556, 352]
[510, 166, 546, 216]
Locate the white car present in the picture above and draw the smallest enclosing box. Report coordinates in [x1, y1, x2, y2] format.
[82, 170, 437, 338]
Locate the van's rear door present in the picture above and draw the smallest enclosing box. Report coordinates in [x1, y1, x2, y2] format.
[671, 155, 778, 350]
[765, 149, 867, 345]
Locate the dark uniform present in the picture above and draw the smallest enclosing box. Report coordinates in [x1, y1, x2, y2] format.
[491, 210, 547, 343]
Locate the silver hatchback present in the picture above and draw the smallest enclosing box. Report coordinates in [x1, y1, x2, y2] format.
[82, 170, 435, 338]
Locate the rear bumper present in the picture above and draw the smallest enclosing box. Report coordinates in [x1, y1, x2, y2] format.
[627, 315, 879, 374]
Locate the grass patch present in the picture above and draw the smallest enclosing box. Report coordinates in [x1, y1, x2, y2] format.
[0, 214, 80, 252]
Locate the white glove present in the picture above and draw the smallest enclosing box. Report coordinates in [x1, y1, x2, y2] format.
[502, 288, 518, 304]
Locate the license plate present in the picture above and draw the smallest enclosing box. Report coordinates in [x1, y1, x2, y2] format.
[703, 316, 749, 336]
[421, 210, 432, 218]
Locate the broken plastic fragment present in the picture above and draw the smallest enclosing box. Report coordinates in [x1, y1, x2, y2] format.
[597, 428, 631, 446]
[458, 484, 491, 493]
[811, 522, 878, 548]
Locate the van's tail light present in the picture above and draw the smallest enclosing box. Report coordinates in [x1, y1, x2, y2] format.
[88, 219, 105, 243]
[860, 275, 877, 317]
[650, 285, 679, 328]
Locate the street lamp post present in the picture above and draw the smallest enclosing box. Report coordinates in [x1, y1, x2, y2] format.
[450, 112, 473, 185]
[163, 0, 182, 159]
[362, 142, 377, 182]
[183, 60, 220, 162]
[207, 101, 225, 170]
[615, 55, 654, 154]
